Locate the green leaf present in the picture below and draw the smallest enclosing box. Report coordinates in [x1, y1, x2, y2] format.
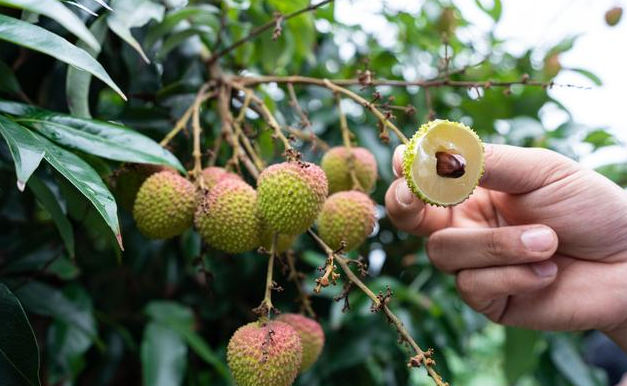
[141, 323, 187, 386]
[0, 59, 23, 96]
[0, 15, 126, 100]
[107, 0, 165, 63]
[474, 0, 502, 22]
[66, 16, 109, 118]
[0, 0, 100, 51]
[584, 129, 617, 150]
[15, 282, 98, 343]
[0, 100, 185, 173]
[569, 68, 603, 86]
[550, 334, 598, 386]
[156, 26, 213, 60]
[33, 133, 123, 249]
[27, 175, 75, 257]
[0, 115, 44, 190]
[0, 283, 41, 386]
[144, 5, 219, 49]
[503, 327, 541, 384]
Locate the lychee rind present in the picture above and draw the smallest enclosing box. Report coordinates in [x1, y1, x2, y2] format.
[201, 166, 242, 191]
[227, 321, 302, 386]
[321, 147, 378, 194]
[111, 163, 172, 212]
[257, 162, 328, 235]
[276, 314, 324, 372]
[317, 191, 376, 251]
[195, 179, 261, 254]
[402, 120, 484, 207]
[133, 171, 196, 239]
[260, 228, 297, 254]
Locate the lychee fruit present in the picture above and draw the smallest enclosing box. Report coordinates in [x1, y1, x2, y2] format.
[317, 191, 376, 251]
[605, 6, 623, 26]
[321, 147, 378, 194]
[257, 162, 328, 235]
[260, 227, 298, 254]
[201, 166, 242, 191]
[403, 120, 484, 206]
[133, 171, 196, 239]
[195, 179, 261, 254]
[111, 163, 173, 212]
[276, 314, 324, 372]
[227, 321, 302, 386]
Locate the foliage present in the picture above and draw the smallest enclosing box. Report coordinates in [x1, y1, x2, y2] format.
[0, 1, 624, 386]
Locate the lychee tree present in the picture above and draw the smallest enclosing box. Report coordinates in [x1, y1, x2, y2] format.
[0, 1, 623, 386]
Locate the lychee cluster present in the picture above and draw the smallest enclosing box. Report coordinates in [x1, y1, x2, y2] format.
[120, 145, 378, 254]
[227, 315, 324, 386]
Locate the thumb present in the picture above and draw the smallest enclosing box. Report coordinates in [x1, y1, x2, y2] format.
[479, 144, 579, 194]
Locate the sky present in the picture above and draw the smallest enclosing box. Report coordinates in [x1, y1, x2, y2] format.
[332, 0, 627, 167]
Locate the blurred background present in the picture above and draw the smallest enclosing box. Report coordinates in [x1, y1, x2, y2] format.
[1, 1, 626, 386]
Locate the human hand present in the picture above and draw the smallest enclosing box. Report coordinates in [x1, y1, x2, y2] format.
[385, 143, 627, 348]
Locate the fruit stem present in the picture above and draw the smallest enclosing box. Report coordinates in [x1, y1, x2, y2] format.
[160, 89, 215, 147]
[435, 151, 466, 178]
[255, 233, 278, 319]
[308, 229, 449, 386]
[334, 92, 363, 191]
[191, 83, 211, 188]
[285, 251, 316, 318]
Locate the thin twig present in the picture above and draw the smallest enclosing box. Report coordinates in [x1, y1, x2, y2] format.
[286, 83, 311, 128]
[254, 233, 279, 318]
[207, 0, 334, 64]
[160, 90, 215, 147]
[308, 230, 449, 386]
[285, 126, 330, 152]
[191, 84, 211, 187]
[285, 251, 316, 318]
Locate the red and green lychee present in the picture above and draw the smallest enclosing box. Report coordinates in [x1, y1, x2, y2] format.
[133, 171, 196, 239]
[227, 321, 302, 386]
[276, 313, 324, 372]
[317, 191, 376, 251]
[321, 146, 378, 194]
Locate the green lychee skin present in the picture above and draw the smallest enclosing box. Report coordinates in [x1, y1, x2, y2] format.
[321, 147, 378, 194]
[227, 321, 302, 386]
[260, 228, 297, 254]
[111, 163, 172, 212]
[257, 162, 328, 236]
[195, 180, 261, 254]
[276, 314, 324, 372]
[317, 191, 376, 251]
[201, 166, 242, 191]
[133, 171, 196, 239]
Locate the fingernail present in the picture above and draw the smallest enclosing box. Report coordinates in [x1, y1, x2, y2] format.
[521, 228, 555, 252]
[395, 180, 415, 206]
[530, 261, 558, 278]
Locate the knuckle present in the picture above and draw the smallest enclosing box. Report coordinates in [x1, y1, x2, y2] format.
[484, 231, 504, 258]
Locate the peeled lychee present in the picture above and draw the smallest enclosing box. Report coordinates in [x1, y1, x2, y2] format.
[317, 191, 376, 251]
[227, 321, 302, 386]
[321, 147, 378, 194]
[111, 163, 172, 211]
[276, 314, 324, 372]
[201, 166, 242, 191]
[195, 179, 261, 254]
[257, 162, 328, 235]
[133, 171, 196, 239]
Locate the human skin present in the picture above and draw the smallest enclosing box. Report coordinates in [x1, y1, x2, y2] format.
[385, 143, 627, 350]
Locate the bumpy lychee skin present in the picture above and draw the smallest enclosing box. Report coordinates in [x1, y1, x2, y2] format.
[276, 314, 324, 372]
[133, 171, 195, 239]
[257, 162, 328, 235]
[195, 179, 261, 254]
[111, 163, 172, 212]
[201, 166, 242, 191]
[402, 120, 484, 207]
[317, 191, 376, 251]
[227, 321, 302, 386]
[321, 147, 378, 194]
